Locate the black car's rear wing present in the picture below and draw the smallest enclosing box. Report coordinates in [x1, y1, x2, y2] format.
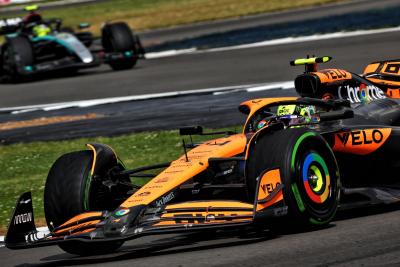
[0, 17, 22, 35]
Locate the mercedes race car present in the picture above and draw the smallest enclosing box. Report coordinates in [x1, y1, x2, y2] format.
[5, 57, 400, 255]
[0, 5, 144, 81]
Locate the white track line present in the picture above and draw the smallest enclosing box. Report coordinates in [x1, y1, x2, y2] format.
[0, 81, 294, 114]
[145, 26, 400, 59]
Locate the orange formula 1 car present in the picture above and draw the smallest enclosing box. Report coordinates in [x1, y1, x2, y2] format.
[5, 57, 400, 256]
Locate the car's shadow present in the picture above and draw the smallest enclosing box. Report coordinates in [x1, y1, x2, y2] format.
[15, 228, 276, 267]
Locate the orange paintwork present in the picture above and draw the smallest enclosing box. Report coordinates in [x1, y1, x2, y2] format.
[121, 134, 247, 208]
[123, 97, 302, 209]
[161, 211, 253, 218]
[387, 88, 400, 98]
[154, 210, 253, 226]
[58, 211, 102, 227]
[378, 61, 400, 76]
[333, 128, 392, 155]
[158, 200, 254, 226]
[165, 200, 253, 210]
[363, 63, 380, 74]
[367, 77, 400, 87]
[364, 61, 400, 93]
[153, 218, 251, 226]
[312, 69, 352, 83]
[54, 220, 100, 235]
[256, 169, 284, 211]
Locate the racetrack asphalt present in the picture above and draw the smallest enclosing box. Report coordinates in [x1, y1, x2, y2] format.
[1, 29, 400, 108]
[1, 206, 399, 266]
[0, 29, 399, 143]
[1, 0, 400, 108]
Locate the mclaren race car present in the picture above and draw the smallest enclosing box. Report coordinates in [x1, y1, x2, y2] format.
[5, 57, 400, 255]
[0, 5, 144, 81]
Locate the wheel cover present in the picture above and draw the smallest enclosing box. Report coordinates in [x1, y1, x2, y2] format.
[301, 152, 331, 204]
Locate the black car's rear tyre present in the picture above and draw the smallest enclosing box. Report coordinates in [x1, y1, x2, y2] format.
[1, 37, 34, 80]
[246, 128, 340, 227]
[44, 150, 131, 255]
[102, 22, 137, 70]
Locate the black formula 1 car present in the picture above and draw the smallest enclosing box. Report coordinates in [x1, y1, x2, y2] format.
[4, 57, 400, 256]
[0, 5, 145, 81]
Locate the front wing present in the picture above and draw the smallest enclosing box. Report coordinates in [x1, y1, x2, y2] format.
[5, 192, 258, 250]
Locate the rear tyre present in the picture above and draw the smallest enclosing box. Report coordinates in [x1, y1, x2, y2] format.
[246, 128, 340, 227]
[102, 22, 137, 70]
[44, 150, 132, 255]
[1, 37, 34, 81]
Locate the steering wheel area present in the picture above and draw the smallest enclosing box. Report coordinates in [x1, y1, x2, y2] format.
[244, 103, 322, 133]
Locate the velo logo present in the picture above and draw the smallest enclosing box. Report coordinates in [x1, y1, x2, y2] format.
[333, 128, 391, 155]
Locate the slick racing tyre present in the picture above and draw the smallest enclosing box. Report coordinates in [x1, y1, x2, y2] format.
[44, 150, 132, 255]
[1, 37, 34, 81]
[246, 128, 340, 227]
[102, 22, 137, 70]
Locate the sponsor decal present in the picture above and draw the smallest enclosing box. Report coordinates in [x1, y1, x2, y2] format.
[273, 206, 288, 217]
[19, 199, 31, 204]
[256, 169, 284, 211]
[156, 192, 175, 206]
[14, 212, 32, 225]
[320, 69, 350, 80]
[338, 84, 386, 103]
[337, 129, 383, 146]
[333, 128, 392, 155]
[144, 185, 163, 189]
[154, 177, 170, 183]
[114, 209, 130, 217]
[205, 140, 231, 146]
[137, 191, 151, 197]
[172, 212, 249, 224]
[261, 182, 281, 195]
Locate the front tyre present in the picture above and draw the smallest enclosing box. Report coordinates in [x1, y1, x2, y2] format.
[44, 150, 131, 255]
[246, 128, 340, 227]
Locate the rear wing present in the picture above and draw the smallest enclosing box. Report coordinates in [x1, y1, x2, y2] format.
[363, 60, 400, 98]
[0, 17, 22, 35]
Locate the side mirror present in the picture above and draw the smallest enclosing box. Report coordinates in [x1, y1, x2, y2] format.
[179, 126, 203, 136]
[78, 23, 91, 29]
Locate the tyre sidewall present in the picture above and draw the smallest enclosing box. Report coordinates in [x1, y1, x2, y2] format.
[281, 131, 340, 225]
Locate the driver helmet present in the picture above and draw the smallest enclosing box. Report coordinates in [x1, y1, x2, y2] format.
[32, 24, 51, 37]
[257, 104, 316, 130]
[277, 104, 316, 117]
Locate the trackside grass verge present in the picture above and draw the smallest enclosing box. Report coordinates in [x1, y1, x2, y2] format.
[4, 0, 345, 34]
[0, 127, 238, 234]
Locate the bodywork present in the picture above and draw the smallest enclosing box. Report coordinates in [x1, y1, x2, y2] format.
[5, 58, 400, 250]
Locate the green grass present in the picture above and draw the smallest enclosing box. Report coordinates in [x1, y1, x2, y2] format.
[4, 0, 345, 34]
[0, 127, 238, 233]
